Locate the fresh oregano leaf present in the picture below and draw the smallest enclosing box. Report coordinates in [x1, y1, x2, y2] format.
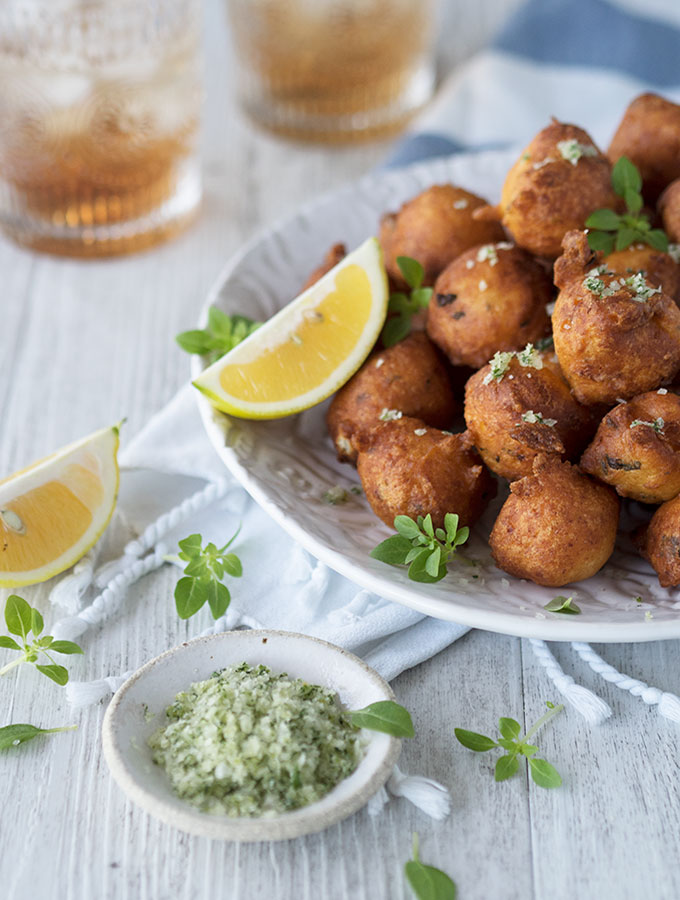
[0, 636, 21, 651]
[454, 728, 498, 752]
[0, 723, 77, 751]
[405, 833, 457, 900]
[544, 595, 581, 615]
[175, 576, 207, 619]
[647, 229, 669, 252]
[528, 757, 562, 789]
[586, 231, 615, 254]
[369, 534, 412, 565]
[349, 700, 415, 738]
[397, 256, 424, 290]
[5, 594, 32, 639]
[48, 641, 84, 656]
[585, 209, 621, 230]
[31, 608, 44, 637]
[35, 664, 69, 686]
[382, 316, 412, 348]
[612, 155, 642, 196]
[498, 717, 521, 740]
[394, 516, 423, 540]
[495, 755, 520, 782]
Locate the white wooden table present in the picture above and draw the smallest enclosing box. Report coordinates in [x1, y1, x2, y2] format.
[2, 2, 680, 898]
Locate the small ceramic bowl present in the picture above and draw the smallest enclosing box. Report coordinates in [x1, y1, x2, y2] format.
[102, 630, 401, 841]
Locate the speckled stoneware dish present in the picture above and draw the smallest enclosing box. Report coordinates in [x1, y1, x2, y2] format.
[192, 148, 680, 642]
[101, 630, 400, 841]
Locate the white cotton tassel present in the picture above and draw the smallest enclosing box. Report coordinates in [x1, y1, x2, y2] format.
[571, 642, 680, 724]
[94, 477, 232, 586]
[66, 671, 134, 708]
[529, 639, 612, 725]
[52, 542, 169, 642]
[368, 766, 450, 819]
[48, 545, 100, 613]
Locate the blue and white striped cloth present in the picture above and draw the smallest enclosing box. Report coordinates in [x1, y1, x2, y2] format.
[389, 0, 680, 168]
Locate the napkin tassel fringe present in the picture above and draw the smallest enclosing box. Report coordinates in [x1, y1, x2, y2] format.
[571, 642, 680, 724]
[367, 766, 450, 820]
[52, 543, 169, 642]
[529, 638, 612, 724]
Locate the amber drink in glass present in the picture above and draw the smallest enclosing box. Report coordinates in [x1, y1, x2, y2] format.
[225, 0, 435, 142]
[0, 0, 202, 257]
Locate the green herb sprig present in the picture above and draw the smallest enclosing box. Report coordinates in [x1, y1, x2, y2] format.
[405, 832, 457, 900]
[382, 257, 432, 347]
[586, 157, 668, 254]
[349, 700, 414, 738]
[173, 530, 243, 620]
[370, 513, 469, 584]
[544, 595, 581, 615]
[0, 723, 77, 751]
[176, 307, 261, 364]
[455, 702, 564, 789]
[0, 595, 83, 685]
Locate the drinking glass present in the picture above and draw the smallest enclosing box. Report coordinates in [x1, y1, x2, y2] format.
[225, 0, 435, 143]
[0, 0, 202, 257]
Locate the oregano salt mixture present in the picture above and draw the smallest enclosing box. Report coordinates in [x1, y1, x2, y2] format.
[148, 663, 364, 817]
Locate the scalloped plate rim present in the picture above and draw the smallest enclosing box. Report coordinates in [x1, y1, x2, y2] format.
[192, 148, 680, 644]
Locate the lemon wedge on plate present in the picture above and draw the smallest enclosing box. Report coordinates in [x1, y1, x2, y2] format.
[192, 237, 388, 419]
[0, 425, 120, 588]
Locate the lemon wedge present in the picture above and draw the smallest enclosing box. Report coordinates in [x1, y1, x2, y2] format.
[0, 425, 120, 588]
[192, 237, 389, 419]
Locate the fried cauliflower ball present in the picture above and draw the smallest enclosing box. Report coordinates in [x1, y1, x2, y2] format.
[580, 391, 680, 503]
[552, 231, 680, 405]
[464, 349, 595, 481]
[425, 242, 552, 369]
[474, 120, 616, 259]
[489, 457, 620, 587]
[302, 243, 347, 291]
[635, 494, 680, 587]
[379, 184, 506, 289]
[608, 93, 680, 203]
[356, 417, 496, 530]
[326, 332, 456, 464]
[658, 178, 680, 245]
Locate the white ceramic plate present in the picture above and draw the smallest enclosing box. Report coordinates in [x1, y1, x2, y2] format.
[193, 149, 680, 643]
[102, 630, 400, 841]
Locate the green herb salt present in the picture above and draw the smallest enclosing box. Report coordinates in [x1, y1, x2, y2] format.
[148, 663, 364, 817]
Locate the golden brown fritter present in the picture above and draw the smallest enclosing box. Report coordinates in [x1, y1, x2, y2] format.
[356, 417, 496, 530]
[552, 232, 680, 405]
[378, 184, 506, 289]
[465, 351, 595, 481]
[608, 93, 680, 203]
[474, 121, 616, 259]
[658, 178, 680, 244]
[302, 243, 347, 291]
[604, 242, 680, 304]
[425, 242, 552, 369]
[489, 457, 620, 587]
[326, 332, 456, 464]
[635, 494, 680, 587]
[555, 230, 680, 305]
[580, 391, 680, 503]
